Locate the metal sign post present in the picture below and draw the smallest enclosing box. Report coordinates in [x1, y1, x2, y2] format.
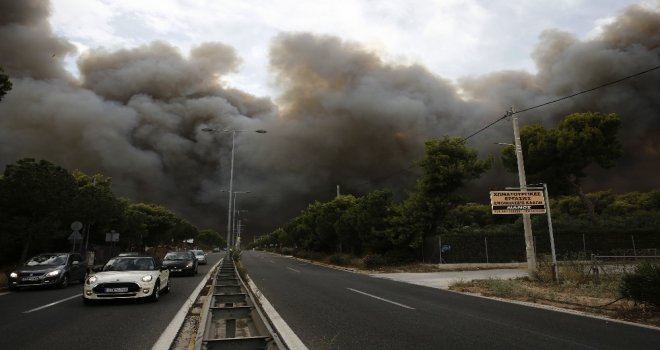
[498, 185, 559, 281]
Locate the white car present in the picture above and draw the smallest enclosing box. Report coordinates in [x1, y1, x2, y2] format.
[191, 249, 207, 265]
[83, 256, 170, 304]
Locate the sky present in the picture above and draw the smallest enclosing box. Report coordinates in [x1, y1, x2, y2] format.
[49, 0, 651, 97]
[1, 0, 659, 240]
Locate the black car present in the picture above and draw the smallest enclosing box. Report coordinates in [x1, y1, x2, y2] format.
[162, 251, 198, 276]
[8, 252, 87, 290]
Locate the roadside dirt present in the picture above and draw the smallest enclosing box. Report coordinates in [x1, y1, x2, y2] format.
[449, 278, 660, 328]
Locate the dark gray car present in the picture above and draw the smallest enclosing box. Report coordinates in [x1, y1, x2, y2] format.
[162, 251, 198, 276]
[8, 253, 87, 290]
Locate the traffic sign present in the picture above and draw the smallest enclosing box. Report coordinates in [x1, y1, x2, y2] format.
[490, 190, 546, 214]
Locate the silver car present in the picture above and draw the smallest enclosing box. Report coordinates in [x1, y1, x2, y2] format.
[8, 253, 87, 290]
[190, 249, 207, 265]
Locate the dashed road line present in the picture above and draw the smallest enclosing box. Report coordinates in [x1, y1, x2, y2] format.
[347, 288, 415, 310]
[23, 294, 82, 314]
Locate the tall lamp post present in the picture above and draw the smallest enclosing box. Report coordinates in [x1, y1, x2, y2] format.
[202, 127, 266, 250]
[232, 191, 250, 248]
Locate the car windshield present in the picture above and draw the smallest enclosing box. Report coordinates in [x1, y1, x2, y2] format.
[164, 252, 190, 260]
[103, 257, 154, 271]
[193, 251, 204, 256]
[25, 254, 67, 266]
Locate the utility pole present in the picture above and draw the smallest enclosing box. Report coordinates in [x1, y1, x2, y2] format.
[510, 106, 537, 272]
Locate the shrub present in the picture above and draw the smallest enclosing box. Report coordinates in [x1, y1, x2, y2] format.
[328, 253, 351, 266]
[280, 247, 296, 256]
[362, 254, 386, 269]
[620, 263, 660, 307]
[384, 249, 414, 265]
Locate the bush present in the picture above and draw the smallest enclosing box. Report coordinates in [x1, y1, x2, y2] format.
[620, 263, 660, 307]
[362, 254, 386, 269]
[328, 253, 352, 266]
[279, 247, 296, 256]
[384, 249, 414, 265]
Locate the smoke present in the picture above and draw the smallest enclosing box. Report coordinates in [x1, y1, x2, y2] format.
[1, 1, 659, 237]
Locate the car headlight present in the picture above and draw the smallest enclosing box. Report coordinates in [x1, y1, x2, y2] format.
[9, 272, 17, 278]
[46, 270, 61, 277]
[86, 276, 97, 285]
[186, 261, 193, 268]
[142, 275, 153, 282]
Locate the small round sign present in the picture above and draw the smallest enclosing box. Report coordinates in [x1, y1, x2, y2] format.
[71, 221, 83, 231]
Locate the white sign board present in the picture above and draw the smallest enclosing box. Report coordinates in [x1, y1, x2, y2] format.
[490, 191, 546, 214]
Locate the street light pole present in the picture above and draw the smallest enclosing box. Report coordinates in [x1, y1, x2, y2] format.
[232, 191, 250, 246]
[509, 106, 537, 272]
[227, 130, 236, 250]
[202, 127, 266, 251]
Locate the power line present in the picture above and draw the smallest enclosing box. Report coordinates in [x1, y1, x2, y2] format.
[463, 65, 660, 141]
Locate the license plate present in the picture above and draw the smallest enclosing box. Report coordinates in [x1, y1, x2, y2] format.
[172, 269, 181, 272]
[22, 276, 40, 281]
[105, 287, 129, 293]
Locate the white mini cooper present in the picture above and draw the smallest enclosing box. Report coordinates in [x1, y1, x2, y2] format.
[83, 256, 170, 304]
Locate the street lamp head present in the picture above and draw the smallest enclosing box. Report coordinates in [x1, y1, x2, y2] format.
[495, 142, 514, 146]
[201, 127, 216, 132]
[255, 130, 267, 134]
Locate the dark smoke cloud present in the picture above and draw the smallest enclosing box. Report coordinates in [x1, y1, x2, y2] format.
[0, 0, 75, 80]
[1, 2, 659, 238]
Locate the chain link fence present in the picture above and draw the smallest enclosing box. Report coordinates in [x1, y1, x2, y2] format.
[423, 231, 660, 264]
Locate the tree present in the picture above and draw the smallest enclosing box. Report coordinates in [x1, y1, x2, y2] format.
[387, 137, 492, 259]
[0, 159, 77, 263]
[69, 171, 124, 252]
[0, 66, 11, 101]
[502, 112, 623, 224]
[198, 229, 225, 249]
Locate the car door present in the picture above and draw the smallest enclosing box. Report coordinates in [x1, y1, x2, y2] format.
[155, 258, 169, 288]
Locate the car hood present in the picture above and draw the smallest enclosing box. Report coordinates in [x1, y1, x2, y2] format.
[15, 265, 62, 274]
[91, 271, 159, 283]
[162, 260, 193, 267]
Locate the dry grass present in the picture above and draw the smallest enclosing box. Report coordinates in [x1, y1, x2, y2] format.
[450, 275, 660, 327]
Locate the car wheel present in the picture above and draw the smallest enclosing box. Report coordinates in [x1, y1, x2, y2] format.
[149, 281, 160, 302]
[58, 274, 69, 288]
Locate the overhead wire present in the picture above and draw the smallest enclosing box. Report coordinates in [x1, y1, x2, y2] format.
[463, 65, 660, 141]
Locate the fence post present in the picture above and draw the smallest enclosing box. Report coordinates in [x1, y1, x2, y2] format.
[582, 233, 586, 256]
[484, 236, 489, 264]
[631, 235, 637, 257]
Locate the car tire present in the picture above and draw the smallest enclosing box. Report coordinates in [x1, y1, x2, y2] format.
[58, 274, 69, 288]
[149, 281, 160, 302]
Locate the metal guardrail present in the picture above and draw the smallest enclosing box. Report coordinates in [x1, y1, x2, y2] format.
[194, 255, 285, 350]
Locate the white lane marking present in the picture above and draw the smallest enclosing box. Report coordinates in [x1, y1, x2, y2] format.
[23, 293, 82, 314]
[0, 292, 10, 297]
[347, 288, 415, 310]
[287, 267, 300, 273]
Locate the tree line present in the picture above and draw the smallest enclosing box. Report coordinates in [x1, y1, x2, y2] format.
[0, 159, 225, 265]
[252, 112, 659, 264]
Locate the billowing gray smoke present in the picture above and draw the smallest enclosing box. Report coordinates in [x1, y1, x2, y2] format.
[1, 1, 659, 238]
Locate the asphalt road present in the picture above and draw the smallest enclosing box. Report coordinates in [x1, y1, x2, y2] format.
[0, 251, 224, 350]
[241, 250, 660, 350]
